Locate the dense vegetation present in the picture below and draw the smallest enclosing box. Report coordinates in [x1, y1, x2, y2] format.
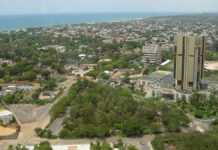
[204, 70, 218, 81]
[0, 47, 65, 83]
[91, 140, 138, 150]
[51, 80, 190, 138]
[8, 141, 52, 150]
[152, 132, 218, 150]
[35, 128, 56, 139]
[33, 141, 53, 150]
[162, 50, 173, 61]
[151, 88, 218, 150]
[206, 50, 218, 61]
[1, 90, 50, 105]
[1, 91, 24, 104]
[152, 115, 218, 150]
[177, 92, 218, 119]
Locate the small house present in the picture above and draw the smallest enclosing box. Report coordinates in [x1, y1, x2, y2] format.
[0, 110, 13, 125]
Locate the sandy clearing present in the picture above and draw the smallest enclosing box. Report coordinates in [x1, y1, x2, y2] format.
[0, 126, 17, 137]
[205, 61, 218, 71]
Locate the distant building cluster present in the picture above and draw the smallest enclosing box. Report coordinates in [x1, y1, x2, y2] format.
[130, 34, 209, 100]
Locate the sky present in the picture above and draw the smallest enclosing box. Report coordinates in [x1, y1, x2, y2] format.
[0, 0, 217, 15]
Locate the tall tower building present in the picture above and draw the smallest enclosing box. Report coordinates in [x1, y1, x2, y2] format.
[174, 34, 206, 91]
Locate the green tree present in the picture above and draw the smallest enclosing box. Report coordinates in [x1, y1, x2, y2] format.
[34, 141, 52, 150]
[127, 145, 138, 150]
[152, 132, 218, 150]
[7, 145, 28, 150]
[42, 78, 57, 90]
[22, 70, 37, 81]
[162, 50, 173, 61]
[91, 141, 112, 150]
[54, 80, 189, 138]
[86, 69, 99, 79]
[0, 68, 5, 78]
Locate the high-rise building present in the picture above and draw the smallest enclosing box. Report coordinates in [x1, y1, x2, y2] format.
[174, 34, 206, 91]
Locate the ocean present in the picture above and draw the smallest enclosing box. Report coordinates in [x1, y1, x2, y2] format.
[0, 12, 179, 31]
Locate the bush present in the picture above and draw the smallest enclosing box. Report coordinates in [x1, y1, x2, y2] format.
[2, 92, 24, 104]
[8, 145, 28, 150]
[35, 128, 56, 139]
[34, 141, 52, 150]
[42, 78, 57, 91]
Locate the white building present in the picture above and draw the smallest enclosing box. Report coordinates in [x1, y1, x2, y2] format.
[16, 84, 33, 91]
[26, 144, 90, 150]
[38, 45, 66, 53]
[0, 110, 13, 125]
[143, 44, 161, 65]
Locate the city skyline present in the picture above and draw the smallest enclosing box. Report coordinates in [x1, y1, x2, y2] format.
[0, 0, 218, 15]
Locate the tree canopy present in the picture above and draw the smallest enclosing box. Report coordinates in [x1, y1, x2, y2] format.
[51, 80, 190, 138]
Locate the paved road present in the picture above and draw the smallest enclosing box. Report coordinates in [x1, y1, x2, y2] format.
[48, 117, 64, 135]
[0, 135, 155, 150]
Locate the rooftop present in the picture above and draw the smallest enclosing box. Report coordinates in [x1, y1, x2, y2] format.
[144, 70, 174, 88]
[0, 110, 13, 117]
[26, 144, 90, 150]
[143, 44, 160, 54]
[147, 70, 172, 79]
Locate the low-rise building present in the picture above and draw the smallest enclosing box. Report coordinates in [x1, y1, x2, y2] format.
[0, 110, 13, 125]
[0, 58, 14, 66]
[132, 71, 176, 99]
[16, 84, 33, 91]
[98, 58, 112, 63]
[0, 83, 33, 96]
[38, 45, 66, 53]
[39, 91, 58, 100]
[26, 144, 90, 150]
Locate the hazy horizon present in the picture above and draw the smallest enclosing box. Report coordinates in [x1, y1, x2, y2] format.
[0, 12, 202, 16]
[0, 0, 218, 15]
